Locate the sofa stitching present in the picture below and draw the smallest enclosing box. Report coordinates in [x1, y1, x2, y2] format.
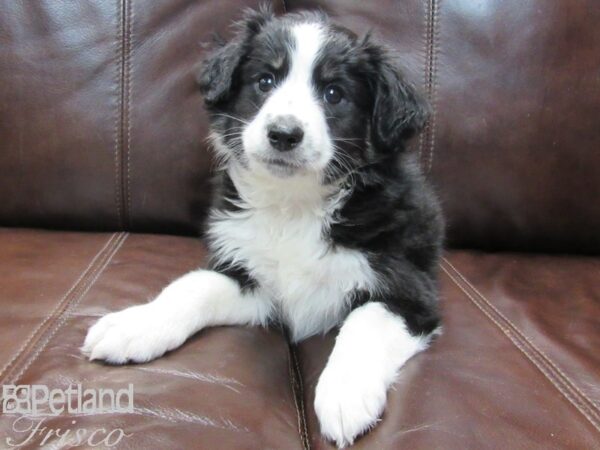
[287, 343, 311, 450]
[441, 262, 600, 432]
[280, 0, 287, 14]
[418, 0, 439, 172]
[426, 0, 440, 173]
[113, 0, 123, 228]
[443, 257, 600, 417]
[442, 263, 600, 433]
[125, 0, 133, 228]
[417, 0, 431, 163]
[5, 233, 129, 387]
[0, 233, 118, 384]
[115, 0, 130, 229]
[441, 260, 600, 433]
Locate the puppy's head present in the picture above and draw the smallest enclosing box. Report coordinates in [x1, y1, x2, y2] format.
[198, 6, 427, 181]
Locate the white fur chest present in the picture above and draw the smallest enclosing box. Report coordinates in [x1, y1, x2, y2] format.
[208, 168, 378, 341]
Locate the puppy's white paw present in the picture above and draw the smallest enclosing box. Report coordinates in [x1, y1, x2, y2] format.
[81, 303, 187, 364]
[314, 363, 387, 448]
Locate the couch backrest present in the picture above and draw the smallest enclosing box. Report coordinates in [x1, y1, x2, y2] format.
[1, 0, 599, 253]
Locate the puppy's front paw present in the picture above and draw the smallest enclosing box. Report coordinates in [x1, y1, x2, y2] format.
[314, 364, 387, 448]
[81, 304, 186, 364]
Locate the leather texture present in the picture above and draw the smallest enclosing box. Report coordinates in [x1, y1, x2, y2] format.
[1, 0, 599, 252]
[300, 252, 600, 449]
[0, 229, 304, 449]
[0, 0, 599, 448]
[286, 0, 600, 253]
[0, 0, 284, 235]
[0, 229, 598, 448]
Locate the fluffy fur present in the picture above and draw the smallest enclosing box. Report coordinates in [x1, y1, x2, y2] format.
[83, 6, 443, 448]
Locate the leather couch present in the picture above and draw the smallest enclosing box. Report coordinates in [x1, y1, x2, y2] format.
[1, 1, 598, 448]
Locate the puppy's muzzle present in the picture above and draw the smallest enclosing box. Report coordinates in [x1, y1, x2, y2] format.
[267, 115, 304, 152]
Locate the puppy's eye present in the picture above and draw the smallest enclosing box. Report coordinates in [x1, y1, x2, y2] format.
[257, 73, 275, 92]
[324, 85, 343, 104]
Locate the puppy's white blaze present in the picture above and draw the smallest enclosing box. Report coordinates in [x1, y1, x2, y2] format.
[315, 302, 432, 448]
[243, 22, 333, 171]
[288, 22, 324, 84]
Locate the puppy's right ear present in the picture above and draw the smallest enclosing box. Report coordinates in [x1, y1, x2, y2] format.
[197, 40, 244, 107]
[197, 6, 274, 107]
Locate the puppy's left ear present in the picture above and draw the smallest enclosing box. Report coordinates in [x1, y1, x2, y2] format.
[369, 56, 429, 153]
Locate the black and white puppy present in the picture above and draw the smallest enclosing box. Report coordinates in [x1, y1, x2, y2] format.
[83, 7, 443, 447]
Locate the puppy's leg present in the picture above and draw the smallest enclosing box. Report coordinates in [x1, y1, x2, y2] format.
[82, 270, 270, 364]
[315, 302, 433, 448]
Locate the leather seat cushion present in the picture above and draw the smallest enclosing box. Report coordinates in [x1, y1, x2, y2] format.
[0, 229, 304, 449]
[0, 229, 598, 448]
[300, 251, 600, 448]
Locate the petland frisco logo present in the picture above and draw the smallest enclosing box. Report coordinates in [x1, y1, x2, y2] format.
[2, 384, 133, 447]
[2, 384, 134, 415]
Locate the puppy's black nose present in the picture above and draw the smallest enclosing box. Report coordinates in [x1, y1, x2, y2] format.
[267, 116, 304, 152]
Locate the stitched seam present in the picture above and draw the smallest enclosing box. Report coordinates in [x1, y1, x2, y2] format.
[113, 0, 123, 228]
[443, 257, 600, 416]
[417, 0, 432, 163]
[441, 261, 600, 433]
[280, 0, 287, 13]
[0, 234, 118, 383]
[3, 233, 129, 388]
[426, 0, 440, 173]
[116, 0, 130, 229]
[418, 0, 440, 173]
[2, 233, 126, 387]
[287, 343, 311, 450]
[125, 0, 133, 228]
[441, 263, 600, 432]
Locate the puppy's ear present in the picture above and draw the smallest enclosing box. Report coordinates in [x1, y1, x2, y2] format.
[366, 43, 429, 152]
[197, 40, 244, 107]
[197, 6, 273, 107]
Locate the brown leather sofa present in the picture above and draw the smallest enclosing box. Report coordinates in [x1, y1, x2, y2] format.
[1, 1, 599, 448]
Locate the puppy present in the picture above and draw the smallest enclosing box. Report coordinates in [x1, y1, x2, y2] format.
[83, 7, 444, 447]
